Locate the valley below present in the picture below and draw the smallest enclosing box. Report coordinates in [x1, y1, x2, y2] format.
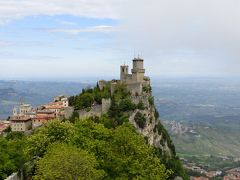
[153, 77, 240, 178]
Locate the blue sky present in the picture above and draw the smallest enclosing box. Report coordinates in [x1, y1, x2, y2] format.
[0, 0, 240, 80]
[0, 14, 123, 80]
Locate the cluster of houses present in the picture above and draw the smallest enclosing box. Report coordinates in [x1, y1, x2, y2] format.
[9, 95, 71, 132]
[190, 167, 240, 180]
[183, 156, 240, 180]
[223, 168, 240, 180]
[0, 120, 10, 135]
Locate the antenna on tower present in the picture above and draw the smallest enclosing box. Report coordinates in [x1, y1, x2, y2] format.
[19, 97, 24, 105]
[139, 52, 143, 59]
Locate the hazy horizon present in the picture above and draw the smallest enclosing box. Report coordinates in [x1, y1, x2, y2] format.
[2, 74, 240, 83]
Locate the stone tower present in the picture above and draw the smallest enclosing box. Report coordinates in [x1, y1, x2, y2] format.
[131, 58, 145, 82]
[13, 107, 17, 116]
[120, 65, 129, 81]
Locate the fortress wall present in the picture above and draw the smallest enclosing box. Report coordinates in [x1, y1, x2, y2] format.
[124, 74, 133, 83]
[64, 106, 74, 119]
[98, 80, 107, 90]
[137, 73, 145, 82]
[5, 172, 20, 180]
[102, 98, 111, 113]
[110, 82, 117, 95]
[131, 96, 141, 104]
[78, 105, 102, 119]
[131, 94, 150, 106]
[127, 83, 143, 95]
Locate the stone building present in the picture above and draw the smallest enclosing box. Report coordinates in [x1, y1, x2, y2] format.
[13, 103, 33, 116]
[120, 57, 150, 95]
[53, 95, 69, 107]
[10, 116, 32, 132]
[0, 121, 10, 135]
[11, 103, 34, 132]
[32, 110, 56, 128]
[42, 95, 69, 118]
[99, 57, 150, 96]
[43, 104, 63, 116]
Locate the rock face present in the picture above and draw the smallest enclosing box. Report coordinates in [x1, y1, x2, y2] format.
[129, 91, 174, 158]
[128, 89, 188, 179]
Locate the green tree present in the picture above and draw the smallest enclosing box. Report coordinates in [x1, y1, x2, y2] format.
[72, 120, 171, 179]
[106, 124, 171, 179]
[68, 96, 75, 107]
[34, 143, 105, 180]
[26, 120, 75, 157]
[0, 137, 26, 180]
[75, 93, 94, 109]
[6, 131, 25, 140]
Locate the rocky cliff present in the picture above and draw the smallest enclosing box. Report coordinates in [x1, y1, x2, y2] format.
[127, 87, 187, 179]
[129, 92, 174, 157]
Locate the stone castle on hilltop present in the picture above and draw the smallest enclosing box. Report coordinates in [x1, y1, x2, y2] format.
[99, 57, 150, 95]
[8, 57, 150, 132]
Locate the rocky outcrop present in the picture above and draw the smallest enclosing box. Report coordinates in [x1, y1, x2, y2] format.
[129, 92, 174, 157]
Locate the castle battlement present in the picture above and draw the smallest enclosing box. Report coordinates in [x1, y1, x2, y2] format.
[121, 57, 149, 82]
[98, 57, 150, 95]
[120, 57, 150, 95]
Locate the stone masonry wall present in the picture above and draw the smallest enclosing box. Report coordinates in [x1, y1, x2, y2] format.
[102, 98, 111, 114]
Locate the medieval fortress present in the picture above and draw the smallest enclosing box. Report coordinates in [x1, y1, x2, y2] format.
[120, 57, 150, 93]
[5, 57, 150, 133]
[99, 57, 150, 95]
[79, 57, 150, 119]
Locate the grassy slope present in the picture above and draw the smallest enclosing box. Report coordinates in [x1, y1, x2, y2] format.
[170, 120, 240, 157]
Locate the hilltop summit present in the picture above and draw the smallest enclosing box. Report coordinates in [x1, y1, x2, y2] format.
[69, 57, 187, 179]
[99, 57, 150, 96]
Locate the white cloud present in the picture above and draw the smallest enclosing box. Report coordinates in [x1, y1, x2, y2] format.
[0, 40, 14, 46]
[1, 0, 240, 76]
[47, 25, 115, 35]
[113, 0, 240, 76]
[116, 0, 240, 50]
[0, 0, 119, 24]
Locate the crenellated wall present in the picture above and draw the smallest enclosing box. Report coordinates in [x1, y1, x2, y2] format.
[78, 98, 111, 119]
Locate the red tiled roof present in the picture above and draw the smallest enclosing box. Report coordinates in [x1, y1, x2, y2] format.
[44, 105, 63, 109]
[10, 116, 31, 122]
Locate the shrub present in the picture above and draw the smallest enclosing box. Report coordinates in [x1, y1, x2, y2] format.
[119, 99, 136, 111]
[154, 109, 160, 119]
[143, 85, 152, 93]
[148, 96, 154, 106]
[134, 112, 146, 129]
[137, 100, 145, 110]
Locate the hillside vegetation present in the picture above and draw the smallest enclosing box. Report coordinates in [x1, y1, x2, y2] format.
[0, 83, 187, 180]
[0, 120, 172, 180]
